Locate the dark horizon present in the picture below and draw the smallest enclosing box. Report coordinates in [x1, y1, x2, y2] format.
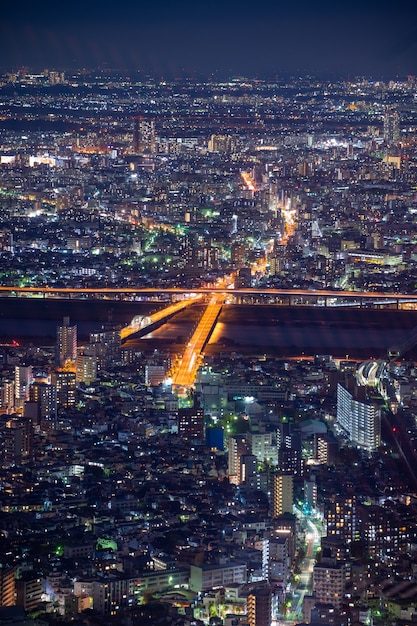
[1, 0, 417, 78]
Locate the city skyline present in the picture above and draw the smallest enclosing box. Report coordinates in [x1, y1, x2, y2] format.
[1, 0, 417, 77]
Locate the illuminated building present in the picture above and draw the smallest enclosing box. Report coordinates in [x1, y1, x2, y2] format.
[57, 317, 77, 366]
[16, 573, 43, 612]
[144, 364, 166, 386]
[90, 328, 121, 370]
[76, 353, 98, 385]
[337, 380, 381, 451]
[273, 514, 297, 561]
[178, 404, 204, 440]
[29, 381, 57, 423]
[208, 134, 233, 153]
[313, 561, 345, 609]
[52, 370, 76, 408]
[231, 242, 246, 267]
[315, 433, 339, 465]
[228, 434, 248, 484]
[248, 430, 278, 465]
[326, 495, 357, 546]
[272, 473, 293, 518]
[90, 569, 188, 614]
[247, 588, 273, 626]
[0, 380, 15, 414]
[2, 417, 33, 467]
[189, 562, 247, 593]
[383, 108, 400, 144]
[0, 565, 15, 606]
[269, 535, 289, 582]
[14, 365, 33, 404]
[240, 453, 258, 486]
[235, 267, 252, 288]
[133, 117, 155, 153]
[358, 503, 406, 560]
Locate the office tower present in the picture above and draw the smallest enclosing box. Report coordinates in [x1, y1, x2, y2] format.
[383, 108, 400, 144]
[247, 588, 273, 626]
[337, 380, 381, 451]
[178, 403, 204, 440]
[14, 365, 33, 404]
[133, 116, 155, 153]
[272, 473, 293, 518]
[2, 416, 33, 467]
[52, 370, 76, 408]
[57, 317, 77, 366]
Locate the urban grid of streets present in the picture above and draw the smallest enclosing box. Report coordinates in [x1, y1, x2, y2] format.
[1, 69, 417, 625]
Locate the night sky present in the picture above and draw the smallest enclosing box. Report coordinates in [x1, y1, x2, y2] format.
[1, 0, 417, 77]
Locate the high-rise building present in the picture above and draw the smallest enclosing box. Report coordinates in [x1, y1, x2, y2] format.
[76, 353, 98, 385]
[2, 416, 33, 467]
[383, 108, 400, 144]
[228, 434, 249, 484]
[337, 380, 381, 451]
[0, 564, 15, 606]
[57, 317, 77, 366]
[240, 453, 258, 486]
[52, 370, 76, 408]
[29, 381, 57, 424]
[207, 134, 233, 153]
[230, 242, 246, 267]
[90, 327, 121, 370]
[272, 473, 293, 518]
[0, 380, 15, 413]
[133, 117, 155, 153]
[326, 495, 357, 545]
[14, 365, 33, 403]
[315, 432, 339, 464]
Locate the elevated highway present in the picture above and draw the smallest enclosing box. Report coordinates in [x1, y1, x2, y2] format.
[2, 285, 417, 309]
